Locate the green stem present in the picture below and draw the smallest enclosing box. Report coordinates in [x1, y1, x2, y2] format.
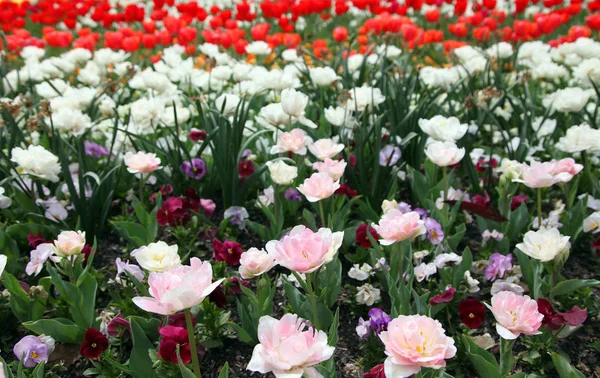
[139, 174, 145, 205]
[499, 338, 515, 376]
[318, 201, 326, 228]
[537, 188, 543, 227]
[184, 309, 201, 378]
[305, 273, 321, 330]
[442, 166, 448, 201]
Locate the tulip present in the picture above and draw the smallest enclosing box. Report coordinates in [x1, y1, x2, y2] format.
[133, 257, 223, 315]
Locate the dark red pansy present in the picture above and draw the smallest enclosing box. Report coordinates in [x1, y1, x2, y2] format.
[458, 298, 486, 329]
[356, 224, 380, 248]
[212, 238, 243, 266]
[80, 328, 109, 359]
[238, 160, 255, 178]
[158, 325, 190, 364]
[107, 314, 131, 338]
[537, 298, 564, 330]
[28, 232, 49, 248]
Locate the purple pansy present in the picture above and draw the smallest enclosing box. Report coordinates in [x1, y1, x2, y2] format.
[181, 158, 207, 180]
[485, 253, 513, 281]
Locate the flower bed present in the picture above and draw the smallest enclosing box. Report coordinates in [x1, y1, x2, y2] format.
[1, 0, 600, 377]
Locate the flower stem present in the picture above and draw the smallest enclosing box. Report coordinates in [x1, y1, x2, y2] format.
[442, 166, 448, 201]
[537, 188, 543, 227]
[184, 309, 201, 378]
[318, 201, 326, 228]
[306, 273, 321, 330]
[499, 338, 515, 376]
[139, 174, 145, 205]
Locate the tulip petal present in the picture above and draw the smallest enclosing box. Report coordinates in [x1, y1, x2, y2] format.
[132, 297, 170, 315]
[384, 358, 421, 378]
[496, 324, 518, 340]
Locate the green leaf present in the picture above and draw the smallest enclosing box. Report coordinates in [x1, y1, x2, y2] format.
[461, 335, 500, 378]
[218, 362, 230, 378]
[78, 273, 98, 328]
[447, 223, 466, 250]
[551, 352, 586, 378]
[23, 318, 85, 343]
[282, 277, 307, 319]
[31, 361, 44, 378]
[505, 203, 529, 241]
[112, 221, 151, 247]
[129, 317, 156, 378]
[302, 209, 317, 231]
[0, 355, 15, 378]
[550, 280, 600, 298]
[2, 271, 32, 322]
[453, 247, 473, 288]
[328, 308, 340, 346]
[177, 348, 197, 378]
[318, 257, 342, 308]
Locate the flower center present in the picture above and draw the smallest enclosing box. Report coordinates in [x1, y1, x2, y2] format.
[91, 343, 97, 348]
[469, 313, 475, 318]
[30, 351, 38, 359]
[228, 249, 233, 254]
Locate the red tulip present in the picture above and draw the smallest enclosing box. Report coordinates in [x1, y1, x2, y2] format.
[332, 26, 349, 42]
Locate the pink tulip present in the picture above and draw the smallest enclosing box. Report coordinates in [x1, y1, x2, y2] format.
[54, 230, 86, 257]
[313, 158, 347, 181]
[247, 314, 335, 377]
[371, 210, 426, 245]
[124, 151, 161, 174]
[265, 225, 344, 274]
[297, 173, 340, 202]
[270, 128, 313, 156]
[379, 315, 456, 377]
[239, 248, 277, 279]
[132, 258, 223, 315]
[516, 159, 582, 188]
[486, 291, 543, 340]
[553, 157, 583, 178]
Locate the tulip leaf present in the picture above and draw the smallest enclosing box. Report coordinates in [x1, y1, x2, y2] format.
[550, 280, 600, 299]
[218, 363, 229, 378]
[453, 247, 472, 288]
[112, 221, 151, 247]
[447, 223, 466, 251]
[176, 348, 197, 378]
[551, 352, 586, 378]
[129, 317, 156, 378]
[23, 318, 85, 344]
[461, 335, 500, 378]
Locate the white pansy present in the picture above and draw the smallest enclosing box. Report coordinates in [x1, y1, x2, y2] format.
[583, 212, 600, 233]
[355, 283, 381, 305]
